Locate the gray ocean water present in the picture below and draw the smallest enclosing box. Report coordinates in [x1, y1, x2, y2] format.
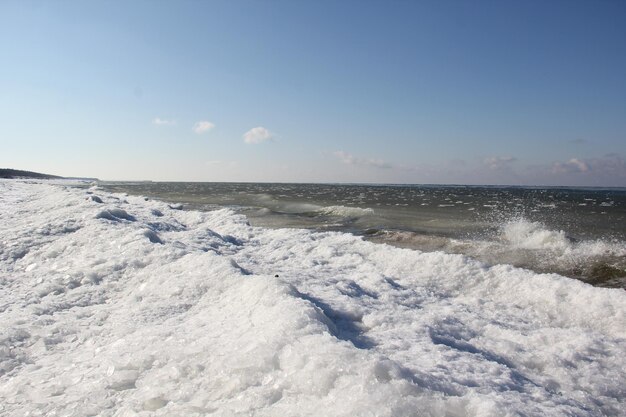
[100, 182, 626, 288]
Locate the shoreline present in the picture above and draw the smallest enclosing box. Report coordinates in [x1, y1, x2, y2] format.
[99, 180, 626, 289]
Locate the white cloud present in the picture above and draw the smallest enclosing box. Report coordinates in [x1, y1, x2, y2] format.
[243, 127, 273, 144]
[552, 158, 589, 174]
[332, 151, 393, 169]
[193, 121, 215, 134]
[152, 117, 176, 126]
[333, 150, 356, 165]
[484, 156, 517, 170]
[525, 154, 626, 186]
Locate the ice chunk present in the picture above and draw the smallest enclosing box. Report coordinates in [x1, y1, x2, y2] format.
[142, 397, 168, 411]
[95, 208, 136, 222]
[107, 369, 139, 391]
[143, 230, 163, 244]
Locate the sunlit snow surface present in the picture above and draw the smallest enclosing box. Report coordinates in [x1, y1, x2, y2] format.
[1, 180, 624, 417]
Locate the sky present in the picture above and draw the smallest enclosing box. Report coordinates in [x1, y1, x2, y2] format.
[1, 0, 625, 186]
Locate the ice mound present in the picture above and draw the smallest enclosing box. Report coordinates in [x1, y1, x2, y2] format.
[143, 229, 163, 244]
[0, 180, 624, 416]
[96, 208, 136, 222]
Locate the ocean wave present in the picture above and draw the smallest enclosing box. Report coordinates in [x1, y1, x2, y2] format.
[1, 180, 624, 416]
[369, 218, 626, 287]
[316, 205, 375, 218]
[501, 219, 574, 251]
[500, 218, 626, 259]
[498, 219, 626, 285]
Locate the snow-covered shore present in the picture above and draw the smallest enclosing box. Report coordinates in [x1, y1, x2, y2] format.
[1, 180, 624, 416]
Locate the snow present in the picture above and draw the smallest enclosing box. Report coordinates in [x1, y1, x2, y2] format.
[0, 180, 624, 417]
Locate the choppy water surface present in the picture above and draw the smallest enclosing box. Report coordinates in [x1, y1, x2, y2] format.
[101, 182, 626, 288]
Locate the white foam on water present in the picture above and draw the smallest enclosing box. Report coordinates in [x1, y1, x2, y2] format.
[1, 180, 625, 416]
[316, 205, 375, 218]
[374, 219, 626, 285]
[501, 218, 626, 259]
[501, 219, 571, 251]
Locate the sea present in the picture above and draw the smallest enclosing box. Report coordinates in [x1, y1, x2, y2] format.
[100, 182, 626, 288]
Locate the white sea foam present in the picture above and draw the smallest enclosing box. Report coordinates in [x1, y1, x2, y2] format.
[501, 219, 571, 251]
[0, 180, 625, 416]
[375, 219, 626, 285]
[501, 218, 626, 258]
[316, 205, 374, 218]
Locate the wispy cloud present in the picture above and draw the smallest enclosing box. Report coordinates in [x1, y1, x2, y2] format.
[551, 154, 626, 176]
[524, 154, 626, 186]
[484, 156, 517, 170]
[152, 117, 176, 126]
[552, 158, 589, 174]
[332, 151, 393, 169]
[193, 121, 215, 134]
[243, 127, 273, 144]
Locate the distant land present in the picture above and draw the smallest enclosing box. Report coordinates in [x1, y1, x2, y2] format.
[0, 168, 98, 181]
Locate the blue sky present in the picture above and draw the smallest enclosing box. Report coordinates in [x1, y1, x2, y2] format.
[1, 0, 625, 185]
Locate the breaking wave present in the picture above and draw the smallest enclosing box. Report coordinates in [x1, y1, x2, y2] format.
[499, 218, 626, 262]
[370, 218, 626, 287]
[316, 205, 375, 218]
[501, 219, 573, 251]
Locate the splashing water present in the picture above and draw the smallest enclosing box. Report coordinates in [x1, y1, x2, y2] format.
[501, 219, 572, 251]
